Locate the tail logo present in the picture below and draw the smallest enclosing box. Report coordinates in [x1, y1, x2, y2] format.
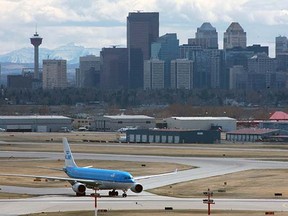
[65, 150, 72, 160]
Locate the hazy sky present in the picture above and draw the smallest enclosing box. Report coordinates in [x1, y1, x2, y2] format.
[1, 0, 288, 57]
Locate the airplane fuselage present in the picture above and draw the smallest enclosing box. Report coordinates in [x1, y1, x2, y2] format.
[65, 167, 135, 190]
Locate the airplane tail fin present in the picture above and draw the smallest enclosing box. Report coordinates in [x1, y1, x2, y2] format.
[63, 137, 77, 168]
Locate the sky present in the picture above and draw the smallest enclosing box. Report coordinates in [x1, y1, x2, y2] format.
[1, 0, 288, 57]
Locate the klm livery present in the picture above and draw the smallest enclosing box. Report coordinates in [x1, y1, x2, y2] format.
[1, 138, 176, 197]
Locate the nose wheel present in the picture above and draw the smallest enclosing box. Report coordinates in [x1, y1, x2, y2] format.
[122, 193, 127, 197]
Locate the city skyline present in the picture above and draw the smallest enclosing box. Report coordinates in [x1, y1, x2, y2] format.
[0, 0, 288, 57]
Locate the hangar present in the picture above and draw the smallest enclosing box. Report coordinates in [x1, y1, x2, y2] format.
[94, 114, 155, 131]
[0, 115, 72, 132]
[164, 117, 236, 132]
[126, 129, 221, 144]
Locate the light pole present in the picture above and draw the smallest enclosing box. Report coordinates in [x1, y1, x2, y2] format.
[203, 188, 215, 215]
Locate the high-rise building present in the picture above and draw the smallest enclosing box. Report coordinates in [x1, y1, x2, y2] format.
[247, 53, 277, 90]
[30, 31, 42, 80]
[42, 59, 67, 89]
[144, 59, 164, 89]
[246, 44, 269, 56]
[100, 47, 128, 89]
[179, 44, 224, 89]
[223, 22, 246, 50]
[229, 65, 247, 90]
[275, 36, 288, 58]
[188, 22, 218, 49]
[151, 33, 179, 88]
[171, 59, 193, 89]
[127, 12, 159, 89]
[77, 55, 100, 88]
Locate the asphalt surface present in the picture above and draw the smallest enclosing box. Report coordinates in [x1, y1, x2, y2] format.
[1, 150, 288, 215]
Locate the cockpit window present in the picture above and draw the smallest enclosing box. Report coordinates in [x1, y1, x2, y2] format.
[124, 175, 132, 180]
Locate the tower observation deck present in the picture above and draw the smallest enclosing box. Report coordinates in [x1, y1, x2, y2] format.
[30, 32, 42, 80]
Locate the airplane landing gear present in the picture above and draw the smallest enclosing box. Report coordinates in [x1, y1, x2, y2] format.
[108, 190, 118, 197]
[122, 193, 127, 197]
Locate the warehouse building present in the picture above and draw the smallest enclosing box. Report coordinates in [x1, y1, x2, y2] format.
[164, 117, 236, 132]
[94, 114, 155, 131]
[226, 128, 281, 142]
[126, 129, 221, 144]
[0, 115, 72, 132]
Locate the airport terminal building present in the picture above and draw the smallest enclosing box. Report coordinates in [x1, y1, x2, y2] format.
[0, 115, 72, 132]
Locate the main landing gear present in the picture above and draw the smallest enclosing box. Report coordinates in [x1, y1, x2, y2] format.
[108, 190, 127, 197]
[108, 190, 118, 197]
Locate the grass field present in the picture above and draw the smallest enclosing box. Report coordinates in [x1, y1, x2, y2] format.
[22, 210, 288, 216]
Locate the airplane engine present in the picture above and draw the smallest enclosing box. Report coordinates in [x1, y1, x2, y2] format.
[130, 183, 143, 193]
[72, 182, 86, 195]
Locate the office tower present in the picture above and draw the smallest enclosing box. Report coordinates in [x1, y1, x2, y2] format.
[30, 31, 42, 80]
[275, 36, 288, 57]
[229, 65, 247, 90]
[224, 22, 246, 49]
[246, 44, 269, 56]
[42, 59, 67, 89]
[151, 33, 179, 88]
[247, 53, 277, 90]
[127, 12, 159, 89]
[144, 59, 164, 89]
[170, 59, 193, 89]
[100, 47, 128, 89]
[188, 22, 218, 49]
[179, 44, 224, 89]
[78, 55, 100, 88]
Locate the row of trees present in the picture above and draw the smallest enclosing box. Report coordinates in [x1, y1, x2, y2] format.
[2, 88, 288, 108]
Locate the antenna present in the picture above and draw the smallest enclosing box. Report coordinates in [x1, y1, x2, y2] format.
[34, 24, 39, 36]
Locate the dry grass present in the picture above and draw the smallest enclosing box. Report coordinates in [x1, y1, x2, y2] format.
[22, 210, 288, 216]
[150, 169, 288, 199]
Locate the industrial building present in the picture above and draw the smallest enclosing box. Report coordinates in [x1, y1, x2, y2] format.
[0, 116, 72, 132]
[226, 128, 282, 142]
[94, 115, 155, 131]
[126, 129, 220, 144]
[164, 117, 236, 132]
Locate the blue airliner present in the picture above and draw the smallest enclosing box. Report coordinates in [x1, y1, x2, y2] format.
[1, 137, 176, 197]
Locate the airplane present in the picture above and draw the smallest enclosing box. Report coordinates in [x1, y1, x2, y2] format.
[0, 137, 177, 197]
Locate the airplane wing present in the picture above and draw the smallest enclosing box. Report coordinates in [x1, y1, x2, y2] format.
[134, 169, 178, 180]
[0, 173, 100, 185]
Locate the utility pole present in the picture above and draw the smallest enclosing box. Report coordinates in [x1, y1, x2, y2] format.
[203, 188, 215, 215]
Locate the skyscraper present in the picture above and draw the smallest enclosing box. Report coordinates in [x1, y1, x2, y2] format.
[100, 47, 128, 89]
[188, 22, 218, 49]
[78, 55, 100, 88]
[144, 59, 164, 89]
[42, 59, 67, 89]
[171, 59, 193, 89]
[223, 22, 246, 50]
[127, 12, 159, 89]
[30, 31, 42, 80]
[275, 36, 288, 57]
[151, 33, 179, 88]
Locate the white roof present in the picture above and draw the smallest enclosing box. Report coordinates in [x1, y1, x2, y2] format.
[104, 115, 154, 120]
[169, 117, 236, 121]
[0, 115, 71, 120]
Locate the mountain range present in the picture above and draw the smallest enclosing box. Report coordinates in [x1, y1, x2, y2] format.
[0, 43, 101, 64]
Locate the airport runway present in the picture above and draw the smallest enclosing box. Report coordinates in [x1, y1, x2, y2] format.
[1, 150, 288, 215]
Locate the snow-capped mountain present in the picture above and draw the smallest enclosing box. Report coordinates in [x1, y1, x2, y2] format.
[0, 43, 101, 64]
